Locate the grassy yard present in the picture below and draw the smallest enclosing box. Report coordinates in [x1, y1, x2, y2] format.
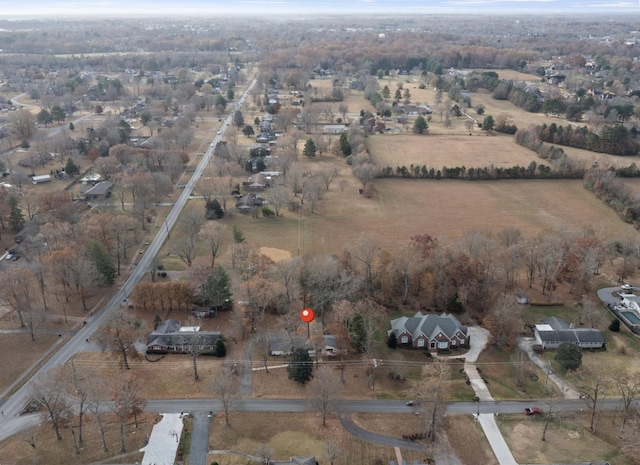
[497, 412, 636, 465]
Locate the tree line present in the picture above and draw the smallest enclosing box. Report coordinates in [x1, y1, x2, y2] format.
[517, 123, 638, 157]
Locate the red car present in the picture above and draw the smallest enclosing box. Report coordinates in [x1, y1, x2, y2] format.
[525, 407, 543, 415]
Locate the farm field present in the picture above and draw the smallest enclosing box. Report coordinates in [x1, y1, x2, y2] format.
[367, 133, 539, 169]
[303, 177, 637, 251]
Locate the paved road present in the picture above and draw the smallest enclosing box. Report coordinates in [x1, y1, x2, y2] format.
[0, 79, 257, 444]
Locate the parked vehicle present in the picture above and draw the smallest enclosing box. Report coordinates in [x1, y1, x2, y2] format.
[621, 284, 633, 291]
[525, 407, 543, 415]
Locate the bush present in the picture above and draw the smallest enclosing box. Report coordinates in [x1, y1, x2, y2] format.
[609, 318, 621, 332]
[261, 205, 275, 217]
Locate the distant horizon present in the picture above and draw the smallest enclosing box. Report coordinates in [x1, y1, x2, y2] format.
[1, 0, 640, 18]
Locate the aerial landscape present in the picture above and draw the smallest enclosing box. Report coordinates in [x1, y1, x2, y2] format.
[1, 2, 640, 465]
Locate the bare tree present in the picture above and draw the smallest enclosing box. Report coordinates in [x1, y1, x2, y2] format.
[541, 391, 560, 441]
[348, 233, 381, 293]
[578, 366, 609, 434]
[199, 221, 227, 267]
[352, 162, 377, 188]
[579, 297, 605, 328]
[110, 373, 147, 452]
[86, 374, 110, 452]
[482, 295, 520, 350]
[172, 207, 204, 267]
[29, 367, 69, 441]
[421, 359, 450, 442]
[0, 269, 34, 327]
[317, 166, 338, 191]
[324, 439, 343, 465]
[307, 365, 342, 427]
[614, 371, 640, 433]
[97, 309, 144, 370]
[211, 375, 239, 427]
[256, 444, 275, 465]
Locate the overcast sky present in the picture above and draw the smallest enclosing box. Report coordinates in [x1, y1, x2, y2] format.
[1, 0, 640, 17]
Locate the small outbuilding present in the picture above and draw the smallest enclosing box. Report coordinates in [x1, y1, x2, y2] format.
[32, 174, 51, 184]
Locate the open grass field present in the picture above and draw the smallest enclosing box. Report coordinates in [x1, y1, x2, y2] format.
[367, 132, 539, 169]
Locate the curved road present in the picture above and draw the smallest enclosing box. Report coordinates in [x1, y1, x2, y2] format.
[0, 79, 256, 443]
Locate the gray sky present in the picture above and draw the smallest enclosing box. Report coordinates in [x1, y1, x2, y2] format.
[2, 0, 640, 17]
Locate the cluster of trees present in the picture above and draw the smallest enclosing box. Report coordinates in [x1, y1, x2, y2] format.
[584, 168, 640, 224]
[29, 364, 146, 454]
[524, 123, 639, 156]
[378, 161, 564, 181]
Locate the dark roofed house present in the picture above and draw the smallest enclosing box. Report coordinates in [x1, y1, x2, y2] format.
[269, 333, 342, 357]
[388, 312, 469, 352]
[236, 193, 263, 212]
[84, 180, 114, 200]
[243, 173, 269, 190]
[146, 319, 221, 355]
[534, 317, 605, 350]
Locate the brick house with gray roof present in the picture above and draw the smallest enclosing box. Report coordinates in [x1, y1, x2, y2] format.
[146, 319, 221, 355]
[387, 312, 469, 352]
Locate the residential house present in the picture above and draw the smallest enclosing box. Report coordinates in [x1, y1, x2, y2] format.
[387, 312, 469, 352]
[323, 124, 346, 134]
[236, 193, 263, 212]
[84, 180, 114, 200]
[269, 334, 342, 357]
[146, 319, 221, 355]
[243, 173, 269, 191]
[533, 317, 606, 350]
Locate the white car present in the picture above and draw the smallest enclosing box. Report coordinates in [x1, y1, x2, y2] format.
[621, 284, 634, 291]
[5, 253, 12, 260]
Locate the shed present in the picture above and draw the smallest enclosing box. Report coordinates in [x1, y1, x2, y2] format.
[516, 293, 528, 305]
[32, 174, 51, 184]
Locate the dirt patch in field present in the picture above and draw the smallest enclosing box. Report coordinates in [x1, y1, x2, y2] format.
[258, 247, 292, 262]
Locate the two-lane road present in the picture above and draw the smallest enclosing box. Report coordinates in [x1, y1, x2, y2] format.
[0, 79, 256, 443]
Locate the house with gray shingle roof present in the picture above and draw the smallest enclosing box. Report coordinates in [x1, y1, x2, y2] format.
[146, 319, 221, 355]
[533, 317, 605, 350]
[387, 312, 468, 352]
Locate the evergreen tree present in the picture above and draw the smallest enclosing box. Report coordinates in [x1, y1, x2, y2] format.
[242, 125, 255, 137]
[482, 115, 495, 132]
[555, 342, 582, 371]
[413, 116, 428, 134]
[65, 157, 80, 175]
[287, 348, 313, 384]
[303, 138, 317, 158]
[609, 318, 621, 332]
[394, 88, 402, 102]
[8, 196, 24, 231]
[387, 332, 398, 349]
[50, 105, 66, 123]
[233, 110, 244, 128]
[89, 240, 116, 286]
[204, 266, 233, 311]
[205, 199, 225, 220]
[68, 122, 75, 131]
[37, 109, 52, 127]
[381, 85, 390, 100]
[339, 134, 352, 156]
[214, 338, 227, 357]
[232, 225, 245, 243]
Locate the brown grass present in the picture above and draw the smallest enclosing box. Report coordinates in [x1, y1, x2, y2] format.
[0, 412, 156, 465]
[497, 412, 635, 465]
[367, 133, 539, 169]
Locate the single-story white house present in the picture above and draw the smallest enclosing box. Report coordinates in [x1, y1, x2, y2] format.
[323, 124, 346, 134]
[533, 317, 606, 350]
